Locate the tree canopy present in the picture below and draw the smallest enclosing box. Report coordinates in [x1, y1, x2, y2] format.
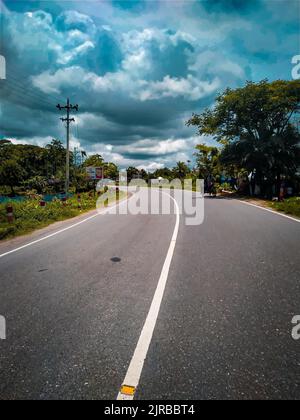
[172, 161, 191, 179]
[0, 159, 27, 194]
[83, 154, 104, 168]
[0, 141, 120, 195]
[187, 80, 300, 195]
[194, 144, 221, 180]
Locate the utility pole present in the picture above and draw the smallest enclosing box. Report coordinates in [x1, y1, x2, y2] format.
[56, 99, 79, 194]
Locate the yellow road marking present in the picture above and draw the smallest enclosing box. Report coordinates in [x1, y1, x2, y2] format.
[120, 385, 136, 396]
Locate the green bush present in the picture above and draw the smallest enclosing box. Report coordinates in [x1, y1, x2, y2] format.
[272, 197, 300, 218]
[214, 182, 234, 193]
[0, 191, 125, 240]
[0, 226, 17, 240]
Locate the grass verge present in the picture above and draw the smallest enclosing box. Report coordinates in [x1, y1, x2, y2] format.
[271, 197, 300, 218]
[0, 191, 126, 241]
[232, 195, 300, 219]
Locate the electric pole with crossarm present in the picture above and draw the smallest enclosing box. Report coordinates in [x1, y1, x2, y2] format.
[56, 99, 79, 195]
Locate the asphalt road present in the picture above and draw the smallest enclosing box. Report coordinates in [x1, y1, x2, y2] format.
[0, 189, 299, 400]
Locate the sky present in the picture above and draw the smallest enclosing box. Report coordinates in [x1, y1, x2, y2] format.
[0, 0, 299, 171]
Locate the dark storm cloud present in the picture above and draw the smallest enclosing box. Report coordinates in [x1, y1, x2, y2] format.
[0, 0, 298, 168]
[200, 0, 262, 14]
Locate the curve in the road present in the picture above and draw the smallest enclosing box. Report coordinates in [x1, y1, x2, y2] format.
[117, 192, 180, 400]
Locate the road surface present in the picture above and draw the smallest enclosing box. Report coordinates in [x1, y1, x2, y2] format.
[0, 189, 299, 400]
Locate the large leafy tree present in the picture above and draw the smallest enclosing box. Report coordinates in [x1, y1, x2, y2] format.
[83, 154, 104, 168]
[104, 162, 119, 180]
[139, 169, 148, 181]
[0, 140, 121, 193]
[153, 167, 173, 180]
[187, 80, 300, 196]
[21, 145, 48, 179]
[0, 159, 27, 194]
[126, 166, 140, 180]
[46, 139, 66, 177]
[0, 141, 49, 180]
[0, 139, 67, 193]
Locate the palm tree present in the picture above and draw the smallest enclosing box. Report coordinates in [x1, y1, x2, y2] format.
[172, 161, 190, 179]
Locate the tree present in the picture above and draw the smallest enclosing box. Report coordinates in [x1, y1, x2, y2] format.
[83, 154, 104, 168]
[153, 167, 173, 180]
[72, 169, 89, 193]
[23, 176, 48, 194]
[21, 145, 48, 179]
[139, 169, 148, 181]
[0, 139, 12, 147]
[194, 144, 221, 180]
[0, 140, 122, 194]
[187, 80, 300, 197]
[172, 161, 191, 179]
[0, 159, 27, 194]
[127, 167, 140, 180]
[104, 162, 119, 180]
[46, 139, 66, 177]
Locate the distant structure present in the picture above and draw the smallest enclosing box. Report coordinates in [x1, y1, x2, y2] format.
[151, 177, 166, 185]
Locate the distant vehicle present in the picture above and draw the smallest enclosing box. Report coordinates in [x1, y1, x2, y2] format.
[96, 179, 115, 190]
[151, 177, 166, 185]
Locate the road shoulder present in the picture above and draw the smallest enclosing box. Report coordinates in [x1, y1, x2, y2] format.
[0, 193, 132, 254]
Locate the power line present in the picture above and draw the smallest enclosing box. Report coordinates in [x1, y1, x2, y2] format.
[0, 87, 53, 116]
[0, 82, 56, 111]
[1, 67, 63, 110]
[2, 78, 58, 109]
[7, 69, 62, 103]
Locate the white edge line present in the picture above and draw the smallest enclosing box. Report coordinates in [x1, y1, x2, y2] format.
[117, 192, 180, 400]
[0, 196, 132, 260]
[238, 200, 300, 223]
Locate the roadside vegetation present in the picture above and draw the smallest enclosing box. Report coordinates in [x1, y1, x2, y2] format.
[187, 79, 300, 217]
[0, 139, 126, 240]
[0, 190, 126, 241]
[271, 197, 300, 218]
[1, 79, 300, 234]
[187, 79, 300, 199]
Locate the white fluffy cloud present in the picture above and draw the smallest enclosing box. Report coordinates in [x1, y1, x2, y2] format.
[116, 138, 190, 156]
[58, 10, 92, 26]
[7, 9, 97, 67]
[188, 50, 245, 80]
[2, 0, 297, 170]
[137, 162, 165, 172]
[32, 66, 220, 102]
[136, 75, 221, 101]
[29, 23, 243, 103]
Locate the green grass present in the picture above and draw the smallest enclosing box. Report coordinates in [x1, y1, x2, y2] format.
[271, 197, 300, 218]
[0, 191, 126, 241]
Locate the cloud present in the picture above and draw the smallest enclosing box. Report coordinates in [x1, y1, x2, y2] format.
[200, 0, 262, 14]
[1, 0, 299, 169]
[188, 50, 245, 79]
[137, 162, 164, 172]
[10, 136, 54, 148]
[116, 138, 191, 158]
[5, 8, 97, 69]
[136, 75, 220, 101]
[55, 10, 97, 34]
[32, 66, 221, 102]
[57, 40, 95, 65]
